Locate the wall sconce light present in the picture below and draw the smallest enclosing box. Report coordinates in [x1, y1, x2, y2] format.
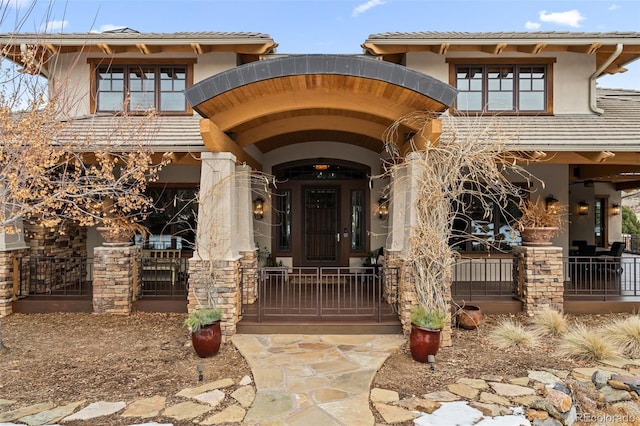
[545, 195, 559, 214]
[377, 197, 389, 220]
[611, 203, 621, 216]
[577, 201, 589, 216]
[253, 197, 265, 220]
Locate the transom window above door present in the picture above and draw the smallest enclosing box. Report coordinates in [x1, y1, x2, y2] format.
[450, 61, 552, 114]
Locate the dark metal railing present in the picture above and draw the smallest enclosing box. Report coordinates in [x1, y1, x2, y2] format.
[564, 254, 640, 299]
[452, 256, 518, 300]
[240, 266, 399, 322]
[138, 255, 189, 297]
[17, 256, 93, 297]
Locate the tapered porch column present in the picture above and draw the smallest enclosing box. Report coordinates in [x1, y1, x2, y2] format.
[236, 164, 258, 305]
[389, 152, 453, 347]
[189, 152, 243, 339]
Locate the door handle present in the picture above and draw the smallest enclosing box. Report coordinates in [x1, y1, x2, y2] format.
[336, 233, 340, 242]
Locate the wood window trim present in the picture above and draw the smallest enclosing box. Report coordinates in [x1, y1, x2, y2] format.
[447, 58, 554, 115]
[88, 59, 195, 115]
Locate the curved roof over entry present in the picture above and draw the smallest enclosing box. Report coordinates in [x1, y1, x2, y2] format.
[184, 54, 456, 161]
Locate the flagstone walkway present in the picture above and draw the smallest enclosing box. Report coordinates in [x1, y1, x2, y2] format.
[1, 334, 639, 425]
[231, 334, 406, 425]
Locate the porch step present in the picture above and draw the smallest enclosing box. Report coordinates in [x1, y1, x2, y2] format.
[12, 297, 92, 314]
[236, 319, 402, 335]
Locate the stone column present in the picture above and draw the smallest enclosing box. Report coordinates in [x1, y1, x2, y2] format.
[0, 250, 27, 317]
[239, 250, 258, 306]
[388, 152, 453, 347]
[188, 153, 247, 340]
[92, 245, 139, 315]
[513, 246, 564, 316]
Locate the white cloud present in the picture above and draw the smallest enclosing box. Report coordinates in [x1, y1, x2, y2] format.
[7, 0, 31, 9]
[608, 4, 620, 11]
[89, 24, 126, 34]
[525, 21, 541, 30]
[539, 9, 585, 28]
[352, 0, 385, 17]
[40, 20, 68, 33]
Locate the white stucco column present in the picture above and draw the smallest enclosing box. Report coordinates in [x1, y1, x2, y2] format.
[235, 164, 256, 253]
[387, 165, 408, 253]
[195, 152, 238, 261]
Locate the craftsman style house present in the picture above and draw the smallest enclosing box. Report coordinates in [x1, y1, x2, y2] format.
[0, 30, 639, 336]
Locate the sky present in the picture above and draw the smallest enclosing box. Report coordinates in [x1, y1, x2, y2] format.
[2, 0, 640, 89]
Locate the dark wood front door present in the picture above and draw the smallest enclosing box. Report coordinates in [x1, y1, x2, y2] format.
[303, 187, 340, 265]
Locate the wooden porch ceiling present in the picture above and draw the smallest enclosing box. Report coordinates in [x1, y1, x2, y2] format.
[186, 55, 458, 169]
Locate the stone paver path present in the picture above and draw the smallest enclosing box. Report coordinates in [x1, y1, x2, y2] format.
[231, 334, 405, 425]
[2, 336, 640, 425]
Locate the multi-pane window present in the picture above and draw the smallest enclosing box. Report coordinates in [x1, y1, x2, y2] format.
[97, 65, 187, 113]
[451, 191, 524, 253]
[455, 64, 547, 113]
[144, 186, 199, 251]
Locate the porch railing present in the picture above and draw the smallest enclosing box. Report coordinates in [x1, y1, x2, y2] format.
[138, 255, 189, 297]
[623, 234, 640, 255]
[452, 256, 518, 300]
[240, 266, 399, 322]
[564, 255, 640, 299]
[16, 256, 93, 297]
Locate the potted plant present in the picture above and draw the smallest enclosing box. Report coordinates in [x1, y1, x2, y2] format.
[96, 217, 148, 247]
[515, 197, 565, 246]
[409, 306, 446, 363]
[184, 307, 222, 358]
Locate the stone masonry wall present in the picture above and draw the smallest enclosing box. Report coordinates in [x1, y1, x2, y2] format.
[0, 250, 27, 317]
[513, 246, 564, 316]
[387, 250, 453, 348]
[239, 250, 258, 306]
[187, 257, 241, 341]
[92, 246, 139, 315]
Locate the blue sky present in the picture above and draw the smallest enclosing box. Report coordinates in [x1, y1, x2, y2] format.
[4, 0, 640, 88]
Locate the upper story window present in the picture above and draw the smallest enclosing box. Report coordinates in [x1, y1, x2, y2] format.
[452, 61, 552, 114]
[96, 64, 189, 113]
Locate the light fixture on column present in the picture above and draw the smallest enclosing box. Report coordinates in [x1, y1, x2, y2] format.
[611, 203, 621, 216]
[253, 197, 264, 220]
[545, 195, 559, 214]
[577, 201, 589, 216]
[377, 197, 389, 220]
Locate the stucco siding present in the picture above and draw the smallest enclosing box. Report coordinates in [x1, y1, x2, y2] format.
[406, 51, 596, 114]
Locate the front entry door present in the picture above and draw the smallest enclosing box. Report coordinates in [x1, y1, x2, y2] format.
[303, 187, 340, 265]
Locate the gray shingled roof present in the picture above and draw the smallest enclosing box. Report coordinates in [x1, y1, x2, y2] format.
[366, 31, 640, 42]
[0, 31, 274, 44]
[57, 89, 639, 153]
[452, 89, 640, 151]
[57, 114, 205, 151]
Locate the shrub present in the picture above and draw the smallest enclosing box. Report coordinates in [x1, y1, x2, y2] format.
[602, 316, 640, 358]
[557, 324, 619, 361]
[489, 319, 540, 350]
[531, 307, 568, 337]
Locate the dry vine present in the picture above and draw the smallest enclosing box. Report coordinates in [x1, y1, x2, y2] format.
[380, 111, 539, 316]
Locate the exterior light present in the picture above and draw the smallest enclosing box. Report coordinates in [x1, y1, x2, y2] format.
[545, 195, 559, 214]
[578, 201, 589, 216]
[253, 197, 265, 220]
[313, 164, 329, 171]
[377, 197, 389, 220]
[611, 203, 621, 216]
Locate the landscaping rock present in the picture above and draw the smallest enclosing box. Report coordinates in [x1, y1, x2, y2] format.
[545, 388, 572, 413]
[529, 371, 562, 386]
[394, 397, 441, 414]
[201, 405, 246, 425]
[532, 418, 562, 426]
[591, 370, 609, 389]
[423, 390, 460, 402]
[447, 383, 479, 399]
[62, 401, 126, 422]
[456, 378, 489, 390]
[599, 385, 632, 403]
[489, 382, 536, 397]
[608, 379, 631, 391]
[374, 402, 420, 423]
[370, 387, 399, 403]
